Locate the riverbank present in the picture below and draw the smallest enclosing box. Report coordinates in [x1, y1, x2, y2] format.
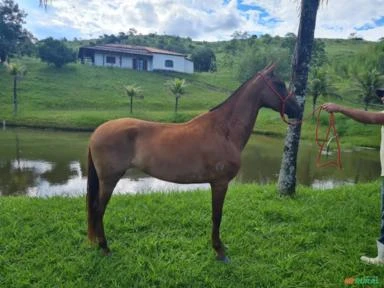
[1, 182, 384, 287]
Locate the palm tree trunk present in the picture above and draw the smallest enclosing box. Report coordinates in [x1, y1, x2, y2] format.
[13, 76, 17, 116]
[278, 0, 320, 196]
[312, 94, 318, 118]
[175, 96, 179, 113]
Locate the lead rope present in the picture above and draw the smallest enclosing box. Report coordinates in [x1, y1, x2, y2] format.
[314, 106, 342, 169]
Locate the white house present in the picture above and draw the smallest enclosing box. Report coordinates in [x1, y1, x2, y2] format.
[78, 44, 194, 74]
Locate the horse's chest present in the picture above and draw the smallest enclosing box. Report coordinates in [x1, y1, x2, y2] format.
[210, 159, 240, 180]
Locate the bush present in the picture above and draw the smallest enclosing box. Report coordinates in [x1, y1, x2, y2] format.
[236, 45, 291, 82]
[38, 37, 76, 68]
[191, 47, 216, 72]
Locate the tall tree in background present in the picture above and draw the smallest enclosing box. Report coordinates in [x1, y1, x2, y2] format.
[191, 47, 216, 72]
[0, 0, 28, 62]
[38, 37, 76, 68]
[278, 0, 321, 196]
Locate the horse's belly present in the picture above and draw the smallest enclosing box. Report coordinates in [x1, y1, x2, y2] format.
[132, 130, 241, 184]
[133, 153, 240, 184]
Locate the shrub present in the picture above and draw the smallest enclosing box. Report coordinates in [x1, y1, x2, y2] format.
[38, 37, 76, 68]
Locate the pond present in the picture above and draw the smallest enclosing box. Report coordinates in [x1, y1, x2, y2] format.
[0, 127, 380, 197]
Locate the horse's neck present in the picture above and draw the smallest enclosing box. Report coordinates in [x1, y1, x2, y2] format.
[213, 77, 263, 149]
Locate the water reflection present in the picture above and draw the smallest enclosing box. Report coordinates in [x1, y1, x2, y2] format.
[0, 128, 380, 197]
[2, 157, 209, 197]
[311, 179, 354, 190]
[25, 161, 209, 197]
[12, 159, 53, 174]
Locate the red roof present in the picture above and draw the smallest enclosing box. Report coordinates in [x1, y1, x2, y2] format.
[80, 44, 186, 57]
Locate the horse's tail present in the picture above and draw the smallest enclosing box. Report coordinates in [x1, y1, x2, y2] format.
[87, 147, 99, 242]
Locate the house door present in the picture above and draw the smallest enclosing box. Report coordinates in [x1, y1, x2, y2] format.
[133, 58, 148, 71]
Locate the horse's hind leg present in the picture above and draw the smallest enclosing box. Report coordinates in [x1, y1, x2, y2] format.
[210, 181, 229, 262]
[95, 178, 120, 254]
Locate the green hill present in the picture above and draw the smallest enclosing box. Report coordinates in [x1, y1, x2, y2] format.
[0, 38, 382, 147]
[0, 57, 238, 128]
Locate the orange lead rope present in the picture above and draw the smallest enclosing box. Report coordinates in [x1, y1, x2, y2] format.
[315, 106, 342, 169]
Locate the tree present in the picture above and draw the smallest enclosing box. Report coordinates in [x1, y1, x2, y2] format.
[353, 68, 381, 110]
[231, 31, 251, 40]
[0, 0, 29, 62]
[281, 33, 297, 55]
[16, 30, 37, 57]
[311, 39, 327, 68]
[6, 62, 26, 115]
[278, 0, 321, 196]
[236, 44, 291, 82]
[308, 67, 340, 114]
[124, 84, 143, 114]
[191, 47, 216, 72]
[260, 33, 273, 45]
[165, 78, 187, 113]
[38, 37, 76, 68]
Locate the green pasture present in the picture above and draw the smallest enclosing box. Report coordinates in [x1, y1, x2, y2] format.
[1, 183, 384, 287]
[0, 56, 381, 148]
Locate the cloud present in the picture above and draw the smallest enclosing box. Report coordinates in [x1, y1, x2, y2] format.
[17, 0, 384, 41]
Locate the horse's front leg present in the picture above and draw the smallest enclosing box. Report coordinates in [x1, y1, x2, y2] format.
[210, 181, 229, 262]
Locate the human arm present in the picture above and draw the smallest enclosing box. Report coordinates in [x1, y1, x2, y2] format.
[321, 103, 384, 125]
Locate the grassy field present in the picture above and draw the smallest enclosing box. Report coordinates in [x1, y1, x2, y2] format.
[1, 182, 384, 287]
[0, 57, 236, 128]
[0, 56, 381, 148]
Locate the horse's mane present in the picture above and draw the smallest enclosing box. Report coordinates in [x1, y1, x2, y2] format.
[209, 73, 260, 112]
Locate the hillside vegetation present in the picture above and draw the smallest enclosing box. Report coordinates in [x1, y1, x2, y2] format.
[0, 37, 383, 147]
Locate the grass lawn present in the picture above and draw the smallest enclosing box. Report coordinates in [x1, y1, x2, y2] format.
[1, 182, 384, 287]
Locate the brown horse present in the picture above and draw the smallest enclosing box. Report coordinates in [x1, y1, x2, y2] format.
[87, 63, 300, 262]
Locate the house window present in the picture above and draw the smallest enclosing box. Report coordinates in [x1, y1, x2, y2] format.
[165, 60, 174, 68]
[106, 56, 116, 64]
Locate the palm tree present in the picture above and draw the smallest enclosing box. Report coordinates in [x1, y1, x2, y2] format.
[308, 67, 340, 114]
[165, 78, 187, 113]
[278, 0, 321, 196]
[124, 84, 143, 114]
[353, 68, 381, 110]
[6, 62, 27, 116]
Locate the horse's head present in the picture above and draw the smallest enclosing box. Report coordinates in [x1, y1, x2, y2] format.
[258, 64, 301, 120]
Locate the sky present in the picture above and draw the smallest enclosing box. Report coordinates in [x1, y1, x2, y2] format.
[16, 0, 384, 42]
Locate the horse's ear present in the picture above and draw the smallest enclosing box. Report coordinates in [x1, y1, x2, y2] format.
[263, 63, 276, 75]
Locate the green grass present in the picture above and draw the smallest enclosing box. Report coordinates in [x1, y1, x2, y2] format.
[0, 56, 382, 148]
[324, 38, 375, 61]
[0, 57, 233, 127]
[1, 182, 384, 287]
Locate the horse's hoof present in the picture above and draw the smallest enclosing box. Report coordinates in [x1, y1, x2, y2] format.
[100, 246, 111, 256]
[102, 249, 111, 256]
[216, 255, 230, 263]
